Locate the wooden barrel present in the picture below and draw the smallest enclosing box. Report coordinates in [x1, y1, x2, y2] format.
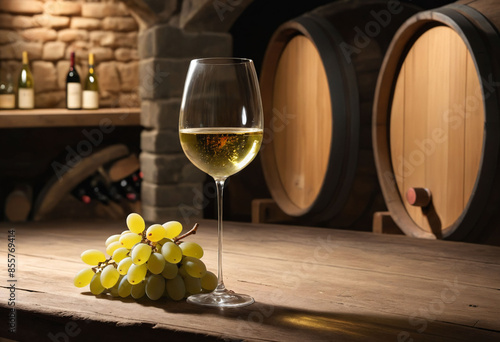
[373, 0, 500, 242]
[259, 0, 419, 227]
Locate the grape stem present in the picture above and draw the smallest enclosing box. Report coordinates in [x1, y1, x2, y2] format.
[174, 223, 199, 244]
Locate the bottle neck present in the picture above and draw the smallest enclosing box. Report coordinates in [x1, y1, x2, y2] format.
[70, 53, 75, 70]
[88, 64, 94, 74]
[22, 52, 29, 66]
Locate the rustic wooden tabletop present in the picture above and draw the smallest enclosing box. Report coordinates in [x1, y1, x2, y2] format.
[0, 219, 499, 341]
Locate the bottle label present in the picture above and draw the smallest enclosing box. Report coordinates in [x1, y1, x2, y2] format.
[18, 88, 34, 109]
[0, 94, 15, 109]
[67, 83, 82, 109]
[82, 90, 99, 109]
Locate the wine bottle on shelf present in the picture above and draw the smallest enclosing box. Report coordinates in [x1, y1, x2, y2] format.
[0, 71, 15, 109]
[82, 53, 99, 109]
[17, 51, 34, 109]
[66, 51, 82, 110]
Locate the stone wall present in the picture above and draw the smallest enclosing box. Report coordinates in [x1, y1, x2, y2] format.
[0, 0, 140, 108]
[138, 23, 232, 223]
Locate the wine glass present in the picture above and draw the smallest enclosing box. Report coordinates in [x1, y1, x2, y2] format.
[179, 58, 263, 307]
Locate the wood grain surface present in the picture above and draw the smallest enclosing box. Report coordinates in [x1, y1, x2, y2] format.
[0, 219, 499, 341]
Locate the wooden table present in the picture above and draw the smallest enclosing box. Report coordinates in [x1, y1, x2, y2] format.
[1, 219, 499, 341]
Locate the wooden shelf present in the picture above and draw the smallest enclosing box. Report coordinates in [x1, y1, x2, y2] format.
[0, 107, 141, 128]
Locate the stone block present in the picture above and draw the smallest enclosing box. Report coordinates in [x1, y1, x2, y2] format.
[141, 129, 181, 154]
[89, 30, 106, 43]
[117, 61, 139, 92]
[0, 14, 38, 29]
[140, 98, 180, 129]
[43, 1, 81, 16]
[114, 48, 138, 62]
[140, 152, 205, 184]
[96, 61, 120, 93]
[42, 41, 66, 60]
[65, 41, 90, 63]
[56, 60, 83, 89]
[101, 17, 137, 32]
[0, 29, 19, 44]
[0, 0, 43, 14]
[100, 32, 137, 48]
[58, 29, 89, 42]
[32, 61, 58, 92]
[139, 58, 190, 100]
[0, 41, 43, 60]
[35, 90, 65, 108]
[138, 24, 231, 59]
[118, 92, 140, 108]
[81, 3, 129, 19]
[70, 17, 101, 30]
[89, 46, 114, 62]
[33, 14, 70, 28]
[141, 181, 203, 208]
[21, 27, 57, 42]
[141, 204, 202, 224]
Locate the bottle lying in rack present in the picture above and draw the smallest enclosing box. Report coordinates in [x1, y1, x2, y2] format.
[71, 170, 142, 205]
[112, 170, 142, 202]
[71, 173, 110, 205]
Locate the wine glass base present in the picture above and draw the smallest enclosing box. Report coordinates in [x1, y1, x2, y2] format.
[187, 289, 254, 308]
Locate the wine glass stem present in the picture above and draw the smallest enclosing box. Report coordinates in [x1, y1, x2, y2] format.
[214, 177, 227, 292]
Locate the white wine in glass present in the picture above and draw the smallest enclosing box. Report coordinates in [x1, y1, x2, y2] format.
[179, 58, 263, 307]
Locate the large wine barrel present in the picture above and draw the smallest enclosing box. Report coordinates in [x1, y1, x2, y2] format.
[259, 0, 419, 227]
[373, 0, 500, 242]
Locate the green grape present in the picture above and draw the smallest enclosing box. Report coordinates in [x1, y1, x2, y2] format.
[161, 241, 182, 264]
[101, 264, 120, 289]
[106, 241, 122, 257]
[161, 262, 178, 279]
[81, 249, 106, 266]
[118, 275, 132, 298]
[179, 241, 204, 259]
[131, 281, 146, 299]
[177, 265, 188, 278]
[145, 274, 165, 300]
[118, 257, 133, 275]
[166, 275, 185, 301]
[127, 263, 147, 284]
[74, 267, 95, 287]
[121, 229, 131, 235]
[181, 256, 207, 278]
[146, 224, 167, 242]
[112, 247, 129, 263]
[183, 275, 202, 295]
[90, 272, 105, 295]
[131, 243, 152, 265]
[163, 282, 170, 297]
[119, 232, 142, 249]
[127, 213, 145, 234]
[105, 234, 121, 247]
[158, 237, 173, 246]
[201, 271, 217, 292]
[109, 275, 123, 297]
[162, 221, 183, 239]
[147, 252, 165, 274]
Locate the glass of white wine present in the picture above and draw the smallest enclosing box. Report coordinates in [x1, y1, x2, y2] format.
[179, 58, 263, 308]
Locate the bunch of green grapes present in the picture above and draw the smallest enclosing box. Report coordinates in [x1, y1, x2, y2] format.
[73, 213, 218, 301]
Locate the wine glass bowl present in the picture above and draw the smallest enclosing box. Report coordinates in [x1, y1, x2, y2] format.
[179, 58, 263, 307]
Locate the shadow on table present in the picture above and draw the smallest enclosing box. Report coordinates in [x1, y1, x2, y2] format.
[79, 292, 494, 341]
